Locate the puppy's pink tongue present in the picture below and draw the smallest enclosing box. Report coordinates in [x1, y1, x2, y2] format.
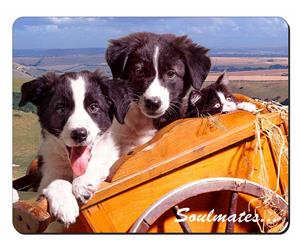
[70, 146, 91, 177]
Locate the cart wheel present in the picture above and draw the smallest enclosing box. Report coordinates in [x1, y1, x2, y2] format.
[129, 177, 288, 233]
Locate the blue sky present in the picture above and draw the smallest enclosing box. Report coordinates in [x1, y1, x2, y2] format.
[13, 17, 288, 50]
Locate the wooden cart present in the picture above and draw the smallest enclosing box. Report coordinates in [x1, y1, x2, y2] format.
[13, 94, 289, 233]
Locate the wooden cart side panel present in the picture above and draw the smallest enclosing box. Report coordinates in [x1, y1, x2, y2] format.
[65, 213, 93, 233]
[110, 112, 258, 181]
[81, 133, 281, 232]
[82, 112, 283, 211]
[80, 203, 118, 232]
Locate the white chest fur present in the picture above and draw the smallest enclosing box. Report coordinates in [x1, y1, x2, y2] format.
[111, 103, 157, 155]
[38, 131, 73, 191]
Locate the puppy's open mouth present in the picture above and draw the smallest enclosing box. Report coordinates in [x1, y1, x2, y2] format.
[67, 146, 92, 177]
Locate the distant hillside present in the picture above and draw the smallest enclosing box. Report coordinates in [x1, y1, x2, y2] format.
[210, 47, 288, 57]
[13, 63, 33, 79]
[13, 48, 106, 57]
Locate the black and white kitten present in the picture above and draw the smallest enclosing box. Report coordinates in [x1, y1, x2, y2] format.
[186, 72, 256, 117]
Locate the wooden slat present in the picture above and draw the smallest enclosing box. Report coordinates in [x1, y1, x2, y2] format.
[81, 203, 118, 232]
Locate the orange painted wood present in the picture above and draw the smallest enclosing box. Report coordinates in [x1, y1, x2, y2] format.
[82, 111, 283, 210]
[79, 133, 282, 232]
[65, 213, 93, 233]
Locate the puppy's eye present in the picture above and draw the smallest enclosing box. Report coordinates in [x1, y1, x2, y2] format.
[226, 97, 233, 102]
[214, 103, 221, 108]
[88, 103, 100, 113]
[167, 70, 176, 79]
[55, 104, 65, 114]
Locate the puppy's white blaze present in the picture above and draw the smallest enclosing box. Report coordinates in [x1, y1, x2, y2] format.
[153, 45, 159, 73]
[60, 77, 100, 146]
[217, 91, 237, 112]
[141, 46, 170, 118]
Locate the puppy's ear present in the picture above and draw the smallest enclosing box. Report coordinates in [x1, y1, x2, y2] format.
[189, 90, 202, 106]
[19, 72, 56, 107]
[103, 79, 133, 124]
[173, 35, 211, 89]
[106, 33, 146, 78]
[215, 72, 229, 86]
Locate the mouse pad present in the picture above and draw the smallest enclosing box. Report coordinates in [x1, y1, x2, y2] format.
[12, 17, 289, 234]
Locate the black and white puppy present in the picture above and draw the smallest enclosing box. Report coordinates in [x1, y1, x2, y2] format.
[103, 32, 211, 154]
[19, 70, 131, 226]
[85, 33, 211, 203]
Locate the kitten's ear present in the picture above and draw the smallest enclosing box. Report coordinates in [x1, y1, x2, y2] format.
[216, 72, 229, 86]
[189, 90, 202, 106]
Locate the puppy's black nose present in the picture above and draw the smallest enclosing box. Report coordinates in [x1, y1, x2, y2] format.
[144, 97, 162, 111]
[71, 128, 88, 143]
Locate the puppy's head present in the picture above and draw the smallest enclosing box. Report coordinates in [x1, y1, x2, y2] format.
[19, 70, 131, 147]
[106, 32, 211, 118]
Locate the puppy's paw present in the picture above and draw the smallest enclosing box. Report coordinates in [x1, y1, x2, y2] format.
[43, 180, 79, 227]
[72, 176, 98, 204]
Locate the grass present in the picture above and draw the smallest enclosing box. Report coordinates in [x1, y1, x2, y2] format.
[13, 110, 40, 179]
[13, 76, 40, 179]
[229, 80, 288, 103]
[203, 80, 288, 103]
[13, 77, 29, 92]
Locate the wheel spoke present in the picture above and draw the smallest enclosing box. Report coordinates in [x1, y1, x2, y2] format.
[172, 205, 192, 233]
[225, 191, 239, 233]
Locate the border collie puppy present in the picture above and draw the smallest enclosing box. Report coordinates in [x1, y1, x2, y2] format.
[186, 72, 257, 117]
[81, 32, 211, 204]
[19, 70, 131, 226]
[105, 32, 211, 153]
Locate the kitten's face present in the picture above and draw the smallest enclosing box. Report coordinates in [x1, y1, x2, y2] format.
[188, 73, 237, 117]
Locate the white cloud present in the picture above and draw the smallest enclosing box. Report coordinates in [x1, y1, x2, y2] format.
[48, 17, 73, 24]
[24, 24, 59, 33]
[48, 17, 99, 25]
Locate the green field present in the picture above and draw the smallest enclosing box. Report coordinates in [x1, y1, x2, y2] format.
[13, 77, 29, 92]
[13, 109, 40, 179]
[204, 80, 288, 103]
[13, 77, 40, 179]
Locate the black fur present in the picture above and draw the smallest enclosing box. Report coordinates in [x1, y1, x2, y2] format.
[106, 32, 211, 128]
[19, 71, 132, 138]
